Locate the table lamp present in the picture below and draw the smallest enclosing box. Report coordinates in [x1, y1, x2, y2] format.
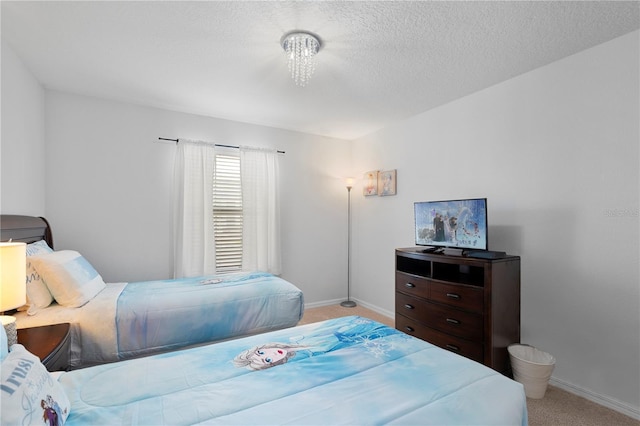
[1, 242, 27, 346]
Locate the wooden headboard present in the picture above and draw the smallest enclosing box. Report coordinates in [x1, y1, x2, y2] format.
[0, 215, 54, 248]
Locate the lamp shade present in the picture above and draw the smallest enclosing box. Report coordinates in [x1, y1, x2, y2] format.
[0, 242, 27, 312]
[345, 177, 355, 189]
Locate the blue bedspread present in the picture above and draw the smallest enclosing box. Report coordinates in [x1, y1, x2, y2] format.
[60, 316, 527, 425]
[116, 272, 304, 360]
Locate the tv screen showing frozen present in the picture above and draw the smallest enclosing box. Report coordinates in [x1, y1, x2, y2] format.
[414, 198, 488, 250]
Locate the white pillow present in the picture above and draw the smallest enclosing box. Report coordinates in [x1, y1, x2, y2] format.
[0, 326, 7, 361]
[24, 241, 55, 314]
[1, 344, 70, 425]
[25, 259, 54, 313]
[30, 250, 106, 308]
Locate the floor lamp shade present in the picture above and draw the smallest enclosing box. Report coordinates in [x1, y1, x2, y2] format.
[1, 242, 27, 346]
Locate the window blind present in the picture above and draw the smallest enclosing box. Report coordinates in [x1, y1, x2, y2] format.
[212, 154, 243, 272]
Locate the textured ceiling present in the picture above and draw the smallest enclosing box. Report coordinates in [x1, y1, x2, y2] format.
[2, 1, 639, 140]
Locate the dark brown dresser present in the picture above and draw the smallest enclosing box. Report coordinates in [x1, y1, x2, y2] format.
[395, 247, 520, 375]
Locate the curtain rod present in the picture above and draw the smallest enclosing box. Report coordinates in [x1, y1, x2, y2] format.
[157, 137, 285, 154]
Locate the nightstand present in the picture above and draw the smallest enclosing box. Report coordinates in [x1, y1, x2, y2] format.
[17, 323, 71, 372]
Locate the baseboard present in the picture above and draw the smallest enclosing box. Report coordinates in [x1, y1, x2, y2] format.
[549, 376, 640, 420]
[304, 298, 344, 310]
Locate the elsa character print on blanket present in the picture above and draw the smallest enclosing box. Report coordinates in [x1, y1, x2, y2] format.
[233, 343, 304, 370]
[233, 317, 403, 370]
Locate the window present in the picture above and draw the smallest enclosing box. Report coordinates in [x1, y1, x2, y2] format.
[212, 154, 242, 272]
[174, 142, 280, 277]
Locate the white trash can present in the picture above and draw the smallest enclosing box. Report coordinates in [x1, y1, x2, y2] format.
[508, 344, 556, 399]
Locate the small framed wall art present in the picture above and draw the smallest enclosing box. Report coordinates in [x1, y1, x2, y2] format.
[363, 171, 379, 196]
[378, 169, 397, 196]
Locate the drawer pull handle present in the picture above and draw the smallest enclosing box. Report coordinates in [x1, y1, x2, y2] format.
[446, 293, 461, 300]
[446, 344, 460, 352]
[405, 326, 415, 332]
[405, 282, 416, 288]
[446, 318, 460, 325]
[404, 304, 414, 310]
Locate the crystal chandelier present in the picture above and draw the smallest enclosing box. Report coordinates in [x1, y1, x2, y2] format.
[281, 31, 321, 87]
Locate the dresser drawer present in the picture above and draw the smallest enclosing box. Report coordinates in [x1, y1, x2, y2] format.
[430, 282, 483, 313]
[395, 271, 430, 299]
[426, 302, 483, 341]
[396, 292, 483, 341]
[396, 315, 484, 363]
[396, 292, 428, 321]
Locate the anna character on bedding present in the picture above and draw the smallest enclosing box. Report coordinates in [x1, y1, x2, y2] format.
[233, 317, 401, 370]
[41, 394, 67, 426]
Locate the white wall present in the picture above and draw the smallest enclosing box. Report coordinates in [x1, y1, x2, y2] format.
[43, 91, 352, 304]
[351, 31, 639, 416]
[1, 41, 46, 215]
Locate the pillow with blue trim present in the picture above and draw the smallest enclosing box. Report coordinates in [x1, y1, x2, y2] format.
[1, 344, 70, 425]
[25, 240, 54, 257]
[29, 250, 106, 308]
[24, 240, 55, 314]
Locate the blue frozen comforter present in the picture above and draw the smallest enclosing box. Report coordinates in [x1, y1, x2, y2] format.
[115, 272, 304, 360]
[59, 316, 527, 425]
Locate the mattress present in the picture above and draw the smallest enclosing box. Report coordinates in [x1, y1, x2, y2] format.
[57, 316, 527, 425]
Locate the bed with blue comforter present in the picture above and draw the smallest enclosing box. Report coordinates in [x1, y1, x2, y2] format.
[15, 272, 304, 369]
[49, 316, 527, 425]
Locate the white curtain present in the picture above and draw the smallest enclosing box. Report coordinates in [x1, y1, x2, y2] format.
[240, 146, 281, 275]
[173, 140, 217, 278]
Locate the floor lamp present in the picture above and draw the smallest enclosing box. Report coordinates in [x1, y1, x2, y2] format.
[341, 179, 356, 308]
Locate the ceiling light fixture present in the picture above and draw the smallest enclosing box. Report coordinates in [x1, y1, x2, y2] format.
[281, 31, 321, 87]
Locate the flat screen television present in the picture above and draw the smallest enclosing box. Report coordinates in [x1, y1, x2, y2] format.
[414, 198, 488, 251]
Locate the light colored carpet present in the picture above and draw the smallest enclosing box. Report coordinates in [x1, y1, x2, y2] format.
[299, 303, 394, 327]
[300, 304, 639, 426]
